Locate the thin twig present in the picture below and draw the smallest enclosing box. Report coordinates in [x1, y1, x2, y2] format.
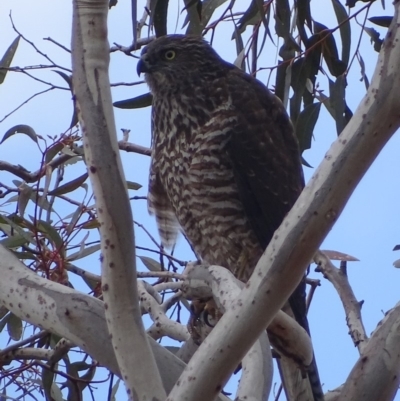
[0, 87, 55, 123]
[136, 245, 186, 266]
[10, 13, 71, 72]
[110, 36, 154, 54]
[43, 37, 71, 53]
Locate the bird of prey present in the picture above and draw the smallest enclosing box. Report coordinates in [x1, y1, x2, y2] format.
[137, 34, 322, 400]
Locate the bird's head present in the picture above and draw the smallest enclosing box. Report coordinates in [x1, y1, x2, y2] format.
[137, 35, 228, 92]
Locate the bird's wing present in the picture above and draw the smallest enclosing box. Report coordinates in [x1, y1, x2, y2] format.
[148, 165, 179, 249]
[226, 71, 325, 401]
[226, 69, 304, 249]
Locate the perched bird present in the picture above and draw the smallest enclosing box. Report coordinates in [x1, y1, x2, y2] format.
[137, 34, 322, 400]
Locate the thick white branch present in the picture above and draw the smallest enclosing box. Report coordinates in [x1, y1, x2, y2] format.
[208, 266, 273, 401]
[183, 264, 313, 367]
[0, 246, 188, 396]
[167, 3, 400, 400]
[340, 302, 400, 400]
[71, 1, 164, 400]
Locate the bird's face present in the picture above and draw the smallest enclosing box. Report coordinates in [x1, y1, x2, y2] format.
[137, 35, 225, 93]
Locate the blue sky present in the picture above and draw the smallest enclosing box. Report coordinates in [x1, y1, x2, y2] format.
[1, 0, 399, 399]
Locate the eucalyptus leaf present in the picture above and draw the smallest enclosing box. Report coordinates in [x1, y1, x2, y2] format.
[113, 93, 153, 109]
[7, 313, 22, 341]
[1, 125, 38, 144]
[139, 255, 162, 271]
[0, 36, 20, 84]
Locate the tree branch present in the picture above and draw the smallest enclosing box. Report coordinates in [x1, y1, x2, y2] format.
[118, 140, 151, 156]
[314, 251, 368, 353]
[0, 245, 231, 401]
[71, 0, 164, 399]
[340, 302, 400, 400]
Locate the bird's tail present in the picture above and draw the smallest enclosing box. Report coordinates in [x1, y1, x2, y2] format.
[288, 276, 325, 401]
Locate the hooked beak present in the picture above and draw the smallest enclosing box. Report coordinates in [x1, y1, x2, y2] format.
[137, 57, 150, 76]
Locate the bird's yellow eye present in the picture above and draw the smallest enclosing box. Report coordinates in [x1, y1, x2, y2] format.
[164, 50, 176, 60]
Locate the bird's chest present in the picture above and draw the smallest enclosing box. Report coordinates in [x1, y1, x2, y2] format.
[151, 96, 262, 280]
[157, 127, 232, 206]
[153, 96, 232, 197]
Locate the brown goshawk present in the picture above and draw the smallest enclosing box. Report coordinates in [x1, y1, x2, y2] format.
[137, 35, 322, 400]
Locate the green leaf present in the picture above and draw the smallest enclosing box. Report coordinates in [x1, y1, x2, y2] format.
[0, 313, 10, 333]
[126, 181, 142, 190]
[201, 0, 228, 29]
[314, 21, 346, 77]
[1, 125, 38, 144]
[151, 0, 169, 37]
[290, 57, 315, 124]
[296, 0, 312, 42]
[232, 31, 245, 71]
[282, 62, 292, 109]
[80, 272, 100, 291]
[0, 36, 20, 84]
[236, 0, 261, 34]
[12, 180, 23, 187]
[50, 383, 64, 401]
[69, 361, 93, 371]
[184, 0, 202, 35]
[67, 244, 101, 261]
[29, 192, 52, 212]
[10, 250, 36, 260]
[139, 255, 162, 271]
[77, 364, 96, 390]
[363, 26, 383, 52]
[356, 51, 369, 90]
[0, 234, 29, 248]
[49, 173, 88, 196]
[81, 219, 101, 229]
[368, 16, 392, 28]
[53, 70, 72, 88]
[295, 102, 322, 153]
[0, 215, 36, 245]
[275, 61, 287, 103]
[7, 313, 22, 341]
[275, 0, 290, 39]
[37, 219, 65, 257]
[329, 76, 347, 134]
[113, 93, 153, 109]
[301, 156, 312, 168]
[45, 142, 65, 164]
[110, 379, 121, 401]
[42, 368, 54, 400]
[66, 205, 84, 235]
[331, 0, 351, 66]
[18, 183, 32, 217]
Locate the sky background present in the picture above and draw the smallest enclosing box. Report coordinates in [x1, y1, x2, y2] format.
[1, 0, 399, 400]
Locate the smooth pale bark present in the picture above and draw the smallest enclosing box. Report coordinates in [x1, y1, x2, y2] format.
[166, 2, 400, 400]
[183, 264, 313, 366]
[314, 251, 368, 354]
[0, 245, 230, 401]
[71, 1, 164, 399]
[340, 303, 400, 401]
